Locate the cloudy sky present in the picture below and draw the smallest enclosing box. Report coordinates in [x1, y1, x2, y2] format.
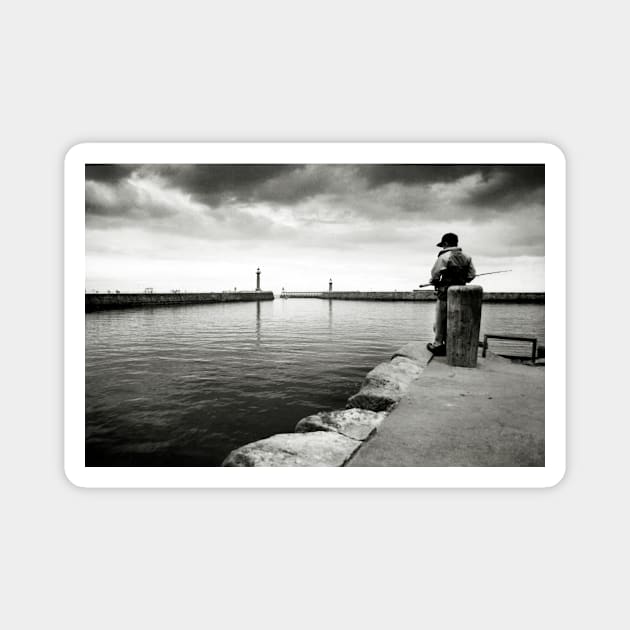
[85, 163, 544, 293]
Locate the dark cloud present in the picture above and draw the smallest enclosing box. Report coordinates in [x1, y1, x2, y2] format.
[85, 164, 305, 206]
[359, 164, 544, 208]
[84, 162, 545, 249]
[359, 164, 491, 187]
[85, 163, 544, 214]
[85, 164, 137, 183]
[141, 164, 303, 206]
[85, 178, 186, 224]
[248, 165, 363, 205]
[465, 165, 544, 207]
[359, 163, 542, 186]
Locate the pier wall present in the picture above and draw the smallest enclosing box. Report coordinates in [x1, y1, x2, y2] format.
[222, 340, 545, 468]
[284, 291, 544, 303]
[86, 291, 274, 312]
[223, 342, 432, 467]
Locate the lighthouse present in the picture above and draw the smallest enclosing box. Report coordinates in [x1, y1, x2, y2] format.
[329, 278, 333, 292]
[256, 267, 261, 291]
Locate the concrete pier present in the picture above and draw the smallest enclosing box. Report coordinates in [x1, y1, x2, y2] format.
[349, 352, 544, 467]
[85, 291, 274, 312]
[221, 338, 544, 467]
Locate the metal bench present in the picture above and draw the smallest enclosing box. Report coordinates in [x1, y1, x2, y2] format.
[482, 334, 538, 363]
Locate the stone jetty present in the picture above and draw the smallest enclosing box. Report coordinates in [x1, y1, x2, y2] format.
[86, 291, 274, 312]
[221, 340, 544, 467]
[281, 290, 544, 303]
[222, 341, 432, 467]
[350, 352, 544, 467]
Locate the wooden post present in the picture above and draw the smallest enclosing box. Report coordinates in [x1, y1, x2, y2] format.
[446, 285, 483, 367]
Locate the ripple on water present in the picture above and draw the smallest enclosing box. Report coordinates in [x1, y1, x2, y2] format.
[85, 299, 544, 466]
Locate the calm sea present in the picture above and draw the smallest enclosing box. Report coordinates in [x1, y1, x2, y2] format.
[85, 298, 544, 466]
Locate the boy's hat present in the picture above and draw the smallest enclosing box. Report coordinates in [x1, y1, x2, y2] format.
[436, 232, 459, 247]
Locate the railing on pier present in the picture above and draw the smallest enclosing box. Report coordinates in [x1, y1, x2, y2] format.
[281, 292, 327, 298]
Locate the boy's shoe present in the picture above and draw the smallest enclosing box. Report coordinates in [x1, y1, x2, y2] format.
[426, 342, 446, 356]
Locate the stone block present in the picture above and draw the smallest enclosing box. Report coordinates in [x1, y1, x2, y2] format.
[295, 408, 388, 441]
[222, 431, 360, 467]
[391, 341, 433, 365]
[346, 356, 423, 411]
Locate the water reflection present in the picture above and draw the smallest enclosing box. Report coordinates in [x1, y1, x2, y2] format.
[255, 300, 261, 346]
[328, 298, 333, 333]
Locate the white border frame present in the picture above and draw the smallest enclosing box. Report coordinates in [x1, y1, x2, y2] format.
[65, 143, 565, 488]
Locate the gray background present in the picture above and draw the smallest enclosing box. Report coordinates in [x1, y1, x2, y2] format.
[2, 1, 625, 628]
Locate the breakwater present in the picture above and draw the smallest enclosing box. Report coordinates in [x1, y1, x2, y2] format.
[222, 340, 545, 467]
[282, 291, 544, 303]
[223, 341, 431, 466]
[86, 291, 274, 312]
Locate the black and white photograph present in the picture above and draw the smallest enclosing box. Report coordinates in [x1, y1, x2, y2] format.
[8, 1, 630, 627]
[77, 148, 556, 477]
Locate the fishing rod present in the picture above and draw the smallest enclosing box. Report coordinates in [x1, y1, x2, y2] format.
[418, 269, 512, 289]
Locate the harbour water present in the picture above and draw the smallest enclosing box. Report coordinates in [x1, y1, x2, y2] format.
[86, 298, 544, 466]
